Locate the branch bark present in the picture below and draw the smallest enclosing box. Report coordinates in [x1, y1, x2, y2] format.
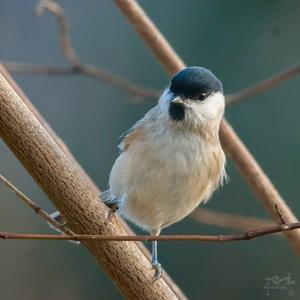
[114, 0, 300, 253]
[0, 69, 186, 299]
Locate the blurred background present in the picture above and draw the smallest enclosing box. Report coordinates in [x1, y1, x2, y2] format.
[1, 1, 300, 299]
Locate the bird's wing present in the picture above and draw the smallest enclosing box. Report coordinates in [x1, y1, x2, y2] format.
[118, 105, 158, 152]
[118, 121, 144, 152]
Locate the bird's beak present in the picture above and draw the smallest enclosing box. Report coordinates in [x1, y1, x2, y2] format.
[171, 96, 185, 106]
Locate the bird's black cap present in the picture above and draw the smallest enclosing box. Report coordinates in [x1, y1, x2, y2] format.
[170, 66, 223, 101]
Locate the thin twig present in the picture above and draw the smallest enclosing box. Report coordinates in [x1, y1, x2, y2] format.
[226, 64, 300, 105]
[5, 60, 300, 106]
[2, 60, 161, 102]
[5, 60, 300, 107]
[2, 0, 160, 101]
[36, 0, 79, 65]
[0, 221, 298, 242]
[0, 174, 74, 235]
[36, 0, 160, 100]
[2, 62, 79, 75]
[191, 208, 276, 231]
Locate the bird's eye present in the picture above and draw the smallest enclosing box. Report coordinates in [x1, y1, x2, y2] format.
[198, 93, 206, 101]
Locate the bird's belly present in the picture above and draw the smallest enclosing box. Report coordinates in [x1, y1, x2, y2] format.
[113, 148, 216, 232]
[120, 170, 212, 232]
[109, 130, 225, 232]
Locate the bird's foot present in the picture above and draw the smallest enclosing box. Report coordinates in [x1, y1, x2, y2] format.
[105, 202, 119, 223]
[151, 262, 163, 282]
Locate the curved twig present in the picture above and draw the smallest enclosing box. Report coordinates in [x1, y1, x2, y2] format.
[2, 62, 79, 75]
[2, 0, 161, 101]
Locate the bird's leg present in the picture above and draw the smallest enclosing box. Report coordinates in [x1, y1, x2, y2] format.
[151, 229, 163, 282]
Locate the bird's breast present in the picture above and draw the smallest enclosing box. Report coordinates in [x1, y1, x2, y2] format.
[110, 128, 225, 232]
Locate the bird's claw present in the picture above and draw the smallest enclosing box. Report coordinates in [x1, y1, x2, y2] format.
[151, 262, 163, 282]
[105, 204, 119, 223]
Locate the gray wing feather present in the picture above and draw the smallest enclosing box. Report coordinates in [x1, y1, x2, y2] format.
[99, 189, 112, 203]
[118, 127, 134, 152]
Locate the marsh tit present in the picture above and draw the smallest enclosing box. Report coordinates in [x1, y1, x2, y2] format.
[103, 66, 226, 280]
[50, 66, 226, 281]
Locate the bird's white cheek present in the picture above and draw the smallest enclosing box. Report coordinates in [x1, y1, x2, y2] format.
[187, 93, 225, 122]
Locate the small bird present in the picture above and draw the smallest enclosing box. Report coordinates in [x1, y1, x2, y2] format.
[49, 66, 226, 281]
[102, 66, 227, 280]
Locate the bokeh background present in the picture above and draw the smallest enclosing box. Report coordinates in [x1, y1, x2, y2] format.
[1, 1, 300, 299]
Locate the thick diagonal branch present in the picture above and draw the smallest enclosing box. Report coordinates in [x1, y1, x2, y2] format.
[0, 70, 185, 299]
[0, 65, 186, 299]
[114, 0, 300, 253]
